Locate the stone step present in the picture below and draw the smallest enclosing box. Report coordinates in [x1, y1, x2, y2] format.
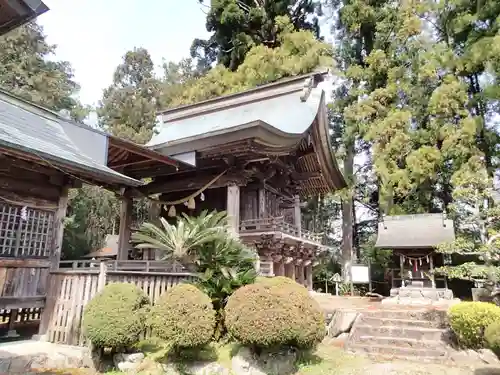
[361, 309, 447, 322]
[348, 343, 448, 359]
[351, 325, 448, 342]
[358, 316, 445, 329]
[350, 335, 447, 350]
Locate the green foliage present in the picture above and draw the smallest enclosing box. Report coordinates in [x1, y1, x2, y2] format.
[192, 1, 321, 71]
[148, 284, 216, 349]
[0, 22, 88, 121]
[98, 47, 160, 144]
[448, 302, 500, 349]
[133, 210, 257, 339]
[62, 185, 120, 259]
[83, 283, 150, 349]
[194, 235, 257, 339]
[485, 320, 500, 354]
[131, 210, 231, 265]
[164, 20, 332, 107]
[225, 278, 325, 349]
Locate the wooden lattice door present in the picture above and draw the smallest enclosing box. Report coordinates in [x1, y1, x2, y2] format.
[0, 202, 55, 258]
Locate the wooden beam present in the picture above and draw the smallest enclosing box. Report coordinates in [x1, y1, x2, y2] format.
[50, 185, 70, 271]
[0, 175, 61, 203]
[0, 258, 51, 268]
[0, 296, 45, 310]
[0, 188, 58, 209]
[140, 171, 251, 195]
[0, 153, 65, 178]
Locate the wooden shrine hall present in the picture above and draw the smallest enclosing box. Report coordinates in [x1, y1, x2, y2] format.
[0, 88, 178, 336]
[375, 214, 456, 300]
[113, 71, 347, 290]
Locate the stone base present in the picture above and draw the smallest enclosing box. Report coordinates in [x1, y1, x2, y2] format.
[385, 288, 456, 306]
[390, 287, 454, 300]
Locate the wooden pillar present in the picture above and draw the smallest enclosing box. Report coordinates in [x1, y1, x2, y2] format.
[285, 261, 295, 281]
[297, 263, 305, 285]
[227, 184, 240, 236]
[429, 254, 436, 288]
[400, 253, 405, 288]
[274, 260, 285, 276]
[50, 185, 70, 271]
[305, 264, 313, 290]
[117, 195, 133, 260]
[5, 309, 19, 338]
[258, 187, 266, 218]
[293, 195, 301, 236]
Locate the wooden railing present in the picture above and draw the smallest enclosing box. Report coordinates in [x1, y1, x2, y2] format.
[389, 268, 447, 289]
[59, 259, 187, 273]
[239, 216, 323, 243]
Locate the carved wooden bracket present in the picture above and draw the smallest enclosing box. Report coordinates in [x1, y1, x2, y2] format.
[255, 234, 283, 257]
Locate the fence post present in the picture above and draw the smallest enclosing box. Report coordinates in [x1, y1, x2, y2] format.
[97, 261, 107, 291]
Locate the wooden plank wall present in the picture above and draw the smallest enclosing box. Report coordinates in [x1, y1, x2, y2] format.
[44, 270, 193, 346]
[0, 259, 51, 309]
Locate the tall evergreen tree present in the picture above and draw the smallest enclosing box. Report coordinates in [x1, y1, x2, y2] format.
[0, 22, 89, 121]
[98, 47, 160, 144]
[192, 0, 321, 71]
[169, 17, 332, 107]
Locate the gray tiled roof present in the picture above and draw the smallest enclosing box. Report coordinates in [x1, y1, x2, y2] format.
[0, 90, 141, 187]
[375, 214, 455, 249]
[148, 81, 323, 148]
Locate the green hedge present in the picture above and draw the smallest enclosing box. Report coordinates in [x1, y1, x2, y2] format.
[225, 277, 324, 349]
[448, 302, 500, 349]
[83, 283, 150, 349]
[485, 320, 500, 353]
[149, 284, 215, 348]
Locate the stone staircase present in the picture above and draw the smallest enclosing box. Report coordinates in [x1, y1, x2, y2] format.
[346, 309, 453, 362]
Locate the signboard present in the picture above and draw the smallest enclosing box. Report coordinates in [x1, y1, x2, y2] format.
[346, 264, 370, 284]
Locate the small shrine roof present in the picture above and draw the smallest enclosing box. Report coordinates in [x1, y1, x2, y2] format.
[375, 213, 455, 249]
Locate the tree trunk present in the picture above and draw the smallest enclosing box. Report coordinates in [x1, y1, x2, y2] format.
[341, 141, 355, 281]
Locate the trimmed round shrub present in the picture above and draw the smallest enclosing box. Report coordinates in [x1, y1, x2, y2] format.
[83, 282, 150, 349]
[485, 320, 500, 353]
[448, 302, 500, 348]
[225, 278, 325, 349]
[149, 284, 215, 348]
[255, 276, 308, 292]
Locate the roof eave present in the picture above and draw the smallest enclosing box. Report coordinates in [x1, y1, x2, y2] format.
[0, 0, 49, 36]
[0, 140, 143, 188]
[149, 120, 306, 155]
[311, 92, 347, 191]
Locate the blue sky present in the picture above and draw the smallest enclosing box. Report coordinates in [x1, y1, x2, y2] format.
[38, 0, 211, 106]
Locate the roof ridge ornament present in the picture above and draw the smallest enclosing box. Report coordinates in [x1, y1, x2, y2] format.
[299, 78, 314, 102]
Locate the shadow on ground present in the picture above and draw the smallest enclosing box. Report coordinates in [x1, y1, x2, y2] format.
[475, 368, 500, 375]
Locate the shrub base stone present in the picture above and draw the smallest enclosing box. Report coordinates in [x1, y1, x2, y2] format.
[231, 346, 297, 375]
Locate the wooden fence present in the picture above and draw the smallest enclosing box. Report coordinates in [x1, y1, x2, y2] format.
[41, 261, 193, 346]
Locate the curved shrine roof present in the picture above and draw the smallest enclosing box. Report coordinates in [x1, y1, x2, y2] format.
[149, 73, 346, 194]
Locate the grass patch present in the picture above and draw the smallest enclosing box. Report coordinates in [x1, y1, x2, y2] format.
[295, 344, 366, 375]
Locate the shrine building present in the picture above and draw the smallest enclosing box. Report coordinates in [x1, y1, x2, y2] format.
[115, 72, 346, 290]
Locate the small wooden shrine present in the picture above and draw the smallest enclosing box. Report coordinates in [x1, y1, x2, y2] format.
[118, 72, 346, 290]
[375, 214, 455, 292]
[0, 0, 48, 35]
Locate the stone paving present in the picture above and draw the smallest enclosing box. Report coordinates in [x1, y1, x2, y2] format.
[0, 340, 91, 374]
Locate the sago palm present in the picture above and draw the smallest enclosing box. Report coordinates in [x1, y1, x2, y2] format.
[130, 210, 228, 264]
